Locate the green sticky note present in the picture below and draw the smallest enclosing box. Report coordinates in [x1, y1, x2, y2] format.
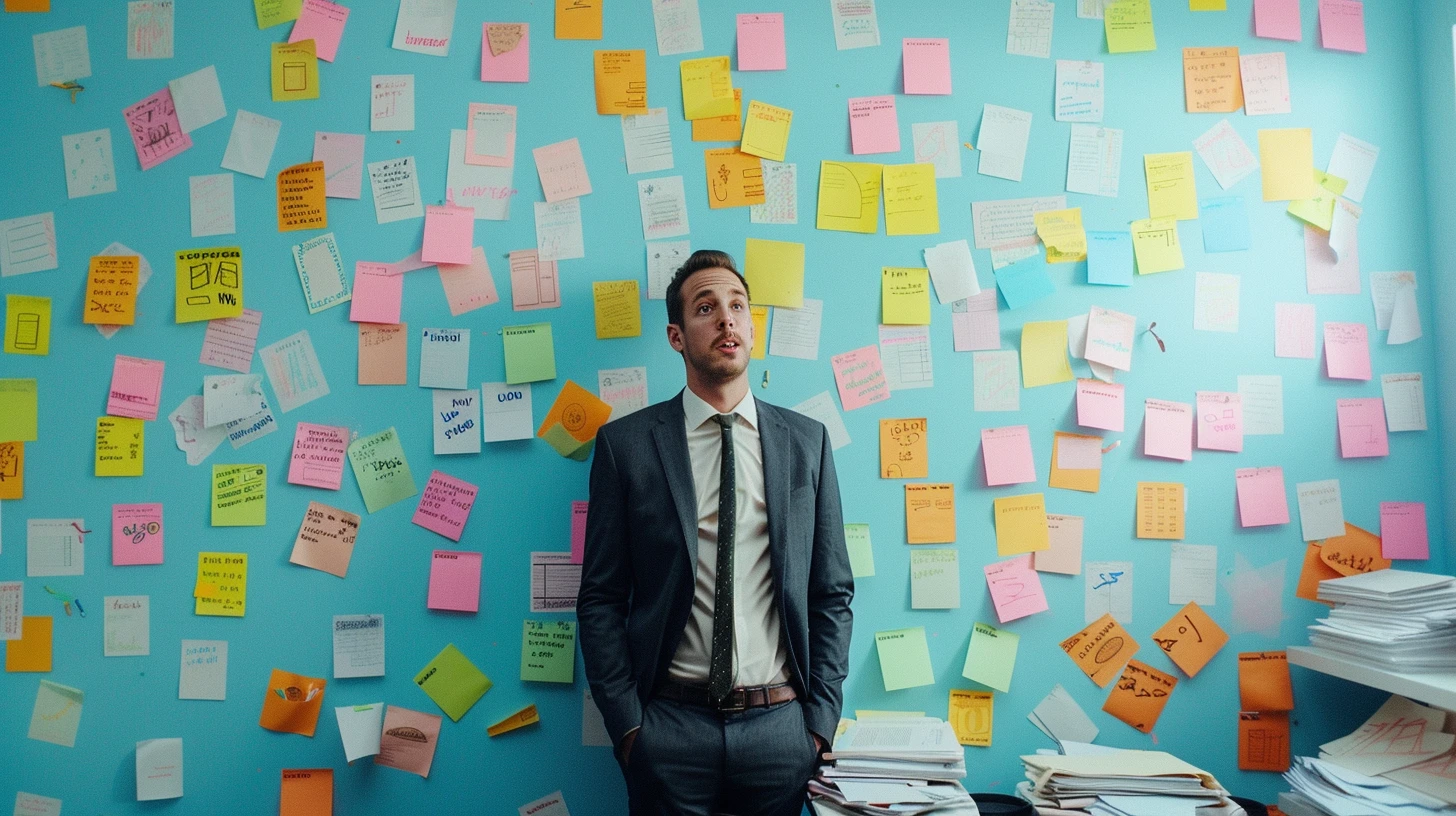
[28, 680, 84, 747]
[541, 424, 593, 460]
[1286, 171, 1349, 232]
[347, 427, 418, 513]
[211, 464, 267, 526]
[521, 620, 577, 683]
[845, 523, 875, 578]
[414, 643, 492, 722]
[874, 627, 935, 692]
[503, 323, 556, 384]
[962, 621, 1020, 693]
[1105, 0, 1156, 54]
[253, 0, 302, 29]
[0, 379, 38, 442]
[910, 549, 960, 609]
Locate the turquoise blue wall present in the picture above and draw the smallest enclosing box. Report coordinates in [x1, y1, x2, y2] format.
[0, 0, 1443, 810]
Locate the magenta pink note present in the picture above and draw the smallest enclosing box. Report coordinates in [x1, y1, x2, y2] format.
[1254, 0, 1302, 41]
[736, 13, 786, 71]
[288, 422, 349, 489]
[1318, 0, 1366, 53]
[1076, 379, 1124, 432]
[1144, 399, 1193, 461]
[413, 471, 480, 542]
[1324, 322, 1371, 380]
[112, 503, 164, 565]
[421, 205, 474, 265]
[982, 426, 1036, 486]
[1380, 502, 1428, 560]
[570, 500, 589, 564]
[1236, 467, 1289, 527]
[123, 88, 192, 171]
[350, 262, 404, 324]
[481, 22, 530, 82]
[427, 550, 482, 612]
[289, 0, 350, 61]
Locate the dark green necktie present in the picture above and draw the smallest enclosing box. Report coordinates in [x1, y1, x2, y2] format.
[709, 413, 736, 704]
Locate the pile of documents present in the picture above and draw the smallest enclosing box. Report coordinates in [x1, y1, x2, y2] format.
[1280, 694, 1456, 815]
[1016, 745, 1240, 816]
[810, 716, 977, 816]
[1308, 569, 1456, 671]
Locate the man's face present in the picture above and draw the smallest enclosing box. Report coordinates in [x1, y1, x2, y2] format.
[667, 267, 753, 386]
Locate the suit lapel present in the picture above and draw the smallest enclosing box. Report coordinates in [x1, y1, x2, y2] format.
[652, 393, 699, 566]
[758, 401, 790, 578]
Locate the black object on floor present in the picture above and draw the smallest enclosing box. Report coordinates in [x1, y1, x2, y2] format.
[1230, 795, 1269, 816]
[969, 792, 1034, 816]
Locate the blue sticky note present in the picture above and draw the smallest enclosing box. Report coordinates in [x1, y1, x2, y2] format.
[1199, 197, 1251, 253]
[994, 255, 1056, 310]
[1086, 231, 1134, 286]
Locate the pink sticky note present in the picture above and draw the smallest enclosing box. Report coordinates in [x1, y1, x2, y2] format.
[1318, 0, 1366, 53]
[1336, 397, 1388, 458]
[427, 550, 482, 612]
[903, 38, 952, 95]
[123, 88, 193, 171]
[570, 500, 588, 564]
[1196, 391, 1243, 453]
[1254, 0, 1302, 41]
[848, 96, 901, 155]
[982, 426, 1037, 486]
[831, 345, 891, 411]
[1324, 322, 1372, 380]
[1380, 502, 1428, 560]
[481, 22, 530, 83]
[1144, 399, 1193, 461]
[412, 471, 480, 542]
[1236, 467, 1290, 527]
[984, 554, 1049, 623]
[288, 422, 349, 489]
[1076, 380, 1125, 432]
[737, 13, 786, 71]
[533, 138, 593, 202]
[108, 355, 165, 420]
[350, 262, 404, 324]
[1274, 302, 1316, 359]
[312, 132, 365, 199]
[421, 204, 475, 266]
[289, 0, 350, 61]
[438, 247, 501, 317]
[1305, 224, 1360, 295]
[112, 503, 164, 565]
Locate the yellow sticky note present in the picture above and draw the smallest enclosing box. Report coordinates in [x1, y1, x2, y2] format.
[271, 40, 319, 102]
[816, 161, 883, 234]
[881, 267, 931, 325]
[692, 88, 743, 142]
[592, 280, 642, 339]
[993, 493, 1050, 556]
[1287, 171, 1349, 231]
[750, 306, 767, 359]
[1050, 431, 1102, 493]
[1131, 218, 1184, 274]
[882, 163, 939, 236]
[680, 57, 735, 120]
[83, 255, 140, 326]
[593, 50, 647, 115]
[948, 689, 993, 747]
[254, 0, 300, 28]
[1183, 48, 1243, 113]
[0, 379, 38, 442]
[4, 295, 51, 356]
[1105, 0, 1156, 53]
[1136, 481, 1186, 540]
[1144, 152, 1199, 221]
[743, 238, 804, 308]
[1020, 321, 1074, 388]
[1259, 128, 1316, 201]
[487, 704, 541, 737]
[1034, 208, 1087, 263]
[175, 247, 243, 323]
[277, 162, 328, 232]
[1190, 0, 1226, 8]
[740, 100, 793, 162]
[195, 552, 247, 617]
[704, 148, 766, 209]
[905, 483, 956, 544]
[212, 464, 268, 527]
[555, 0, 602, 39]
[96, 417, 144, 477]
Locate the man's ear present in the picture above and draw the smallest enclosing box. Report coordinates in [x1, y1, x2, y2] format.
[666, 323, 685, 352]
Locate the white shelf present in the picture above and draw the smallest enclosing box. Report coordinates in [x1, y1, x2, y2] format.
[1287, 645, 1456, 711]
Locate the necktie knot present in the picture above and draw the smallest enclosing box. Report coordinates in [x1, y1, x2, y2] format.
[715, 413, 735, 432]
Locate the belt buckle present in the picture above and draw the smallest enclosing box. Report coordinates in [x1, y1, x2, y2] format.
[716, 689, 748, 714]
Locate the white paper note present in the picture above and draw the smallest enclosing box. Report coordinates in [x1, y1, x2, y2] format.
[135, 737, 183, 801]
[977, 104, 1033, 182]
[33, 26, 91, 86]
[651, 0, 704, 56]
[27, 519, 85, 578]
[1193, 119, 1258, 190]
[1296, 480, 1346, 541]
[259, 330, 331, 412]
[179, 640, 226, 700]
[1066, 125, 1122, 198]
[169, 65, 226, 133]
[189, 174, 235, 237]
[1240, 52, 1291, 116]
[1381, 373, 1427, 432]
[623, 108, 674, 174]
[750, 160, 799, 224]
[433, 389, 482, 455]
[104, 595, 150, 657]
[1029, 684, 1099, 745]
[333, 614, 385, 678]
[638, 175, 690, 240]
[482, 382, 534, 442]
[419, 328, 470, 389]
[1007, 0, 1054, 58]
[127, 1, 174, 59]
[1085, 560, 1132, 624]
[599, 367, 648, 418]
[0, 212, 58, 277]
[1193, 272, 1240, 333]
[220, 110, 281, 178]
[974, 350, 1020, 411]
[791, 391, 851, 451]
[62, 129, 117, 199]
[879, 325, 933, 391]
[392, 0, 457, 56]
[535, 198, 586, 262]
[646, 240, 691, 299]
[1055, 60, 1104, 122]
[830, 0, 880, 50]
[1, 581, 22, 641]
[769, 299, 824, 361]
[336, 703, 385, 761]
[448, 129, 513, 222]
[1238, 375, 1284, 436]
[923, 240, 979, 303]
[168, 395, 228, 466]
[1169, 544, 1217, 606]
[1327, 133, 1379, 203]
[368, 156, 424, 223]
[371, 74, 415, 132]
[911, 122, 962, 178]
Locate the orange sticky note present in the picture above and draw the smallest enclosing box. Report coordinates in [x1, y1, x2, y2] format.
[1060, 613, 1139, 687]
[1049, 431, 1101, 493]
[5, 0, 51, 10]
[486, 703, 541, 737]
[555, 0, 601, 39]
[5, 616, 53, 672]
[1151, 602, 1228, 677]
[905, 483, 955, 544]
[1183, 47, 1244, 113]
[537, 379, 613, 454]
[1136, 481, 1185, 540]
[1296, 542, 1342, 603]
[260, 668, 327, 736]
[83, 255, 140, 326]
[1318, 523, 1391, 577]
[692, 88, 743, 142]
[277, 162, 328, 232]
[280, 769, 333, 816]
[1238, 710, 1291, 772]
[880, 418, 927, 479]
[704, 148, 766, 209]
[0, 440, 23, 500]
[1238, 651, 1294, 711]
[593, 50, 647, 115]
[1103, 660, 1178, 733]
[358, 322, 408, 385]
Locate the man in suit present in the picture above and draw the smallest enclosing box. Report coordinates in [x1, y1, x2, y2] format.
[579, 249, 854, 816]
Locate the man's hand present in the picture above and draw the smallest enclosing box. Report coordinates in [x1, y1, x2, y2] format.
[621, 729, 639, 765]
[811, 731, 826, 758]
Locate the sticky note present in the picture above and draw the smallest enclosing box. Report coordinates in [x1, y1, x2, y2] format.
[816, 161, 882, 234]
[996, 255, 1056, 310]
[174, 247, 243, 323]
[883, 164, 939, 236]
[211, 464, 266, 526]
[0, 440, 26, 500]
[96, 416, 145, 477]
[703, 148, 765, 209]
[255, 0, 301, 28]
[348, 428, 418, 512]
[1238, 651, 1293, 711]
[680, 56, 734, 119]
[487, 704, 540, 737]
[537, 380, 612, 460]
[194, 552, 247, 616]
[881, 267, 931, 324]
[903, 38, 951, 95]
[1318, 523, 1390, 577]
[831, 345, 890, 411]
[982, 426, 1036, 487]
[845, 523, 875, 578]
[290, 0, 349, 62]
[280, 769, 333, 814]
[592, 50, 646, 115]
[260, 668, 326, 736]
[415, 643, 492, 721]
[1200, 197, 1251, 252]
[277, 162, 328, 232]
[1136, 482, 1185, 540]
[1020, 320, 1074, 388]
[1151, 602, 1228, 677]
[1103, 660, 1176, 733]
[744, 238, 804, 308]
[1236, 467, 1289, 527]
[1144, 399, 1193, 460]
[1034, 208, 1086, 263]
[28, 680, 83, 747]
[1183, 47, 1243, 113]
[880, 418, 928, 479]
[412, 471, 479, 541]
[428, 550, 482, 612]
[1287, 171, 1348, 231]
[481, 22, 530, 82]
[83, 255, 140, 325]
[4, 295, 50, 356]
[874, 627, 935, 691]
[1144, 152, 1199, 221]
[737, 13, 786, 71]
[1035, 514, 1084, 575]
[591, 280, 641, 339]
[1131, 218, 1183, 274]
[1050, 432, 1102, 493]
[6, 616, 53, 672]
[107, 356, 165, 421]
[1259, 128, 1316, 201]
[1336, 398, 1388, 458]
[1079, 379, 1127, 431]
[848, 96, 900, 154]
[1104, 0, 1156, 53]
[503, 323, 556, 384]
[270, 40, 320, 102]
[1061, 613, 1139, 687]
[1380, 502, 1428, 560]
[740, 100, 792, 162]
[962, 622, 1018, 692]
[420, 204, 473, 265]
[521, 619, 577, 683]
[984, 555, 1049, 623]
[1318, 0, 1366, 53]
[910, 549, 959, 609]
[1296, 542, 1344, 603]
[993, 493, 1050, 556]
[290, 501, 359, 578]
[949, 690, 993, 747]
[1255, 0, 1302, 40]
[1239, 711, 1291, 772]
[1324, 322, 1371, 380]
[555, 0, 601, 39]
[905, 483, 955, 544]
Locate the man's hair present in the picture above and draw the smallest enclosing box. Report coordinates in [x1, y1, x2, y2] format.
[665, 249, 751, 327]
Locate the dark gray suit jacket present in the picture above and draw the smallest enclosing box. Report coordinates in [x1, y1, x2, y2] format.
[578, 391, 854, 749]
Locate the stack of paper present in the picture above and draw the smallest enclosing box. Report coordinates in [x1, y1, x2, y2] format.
[1307, 570, 1456, 671]
[1017, 748, 1235, 815]
[1283, 755, 1456, 815]
[810, 717, 975, 816]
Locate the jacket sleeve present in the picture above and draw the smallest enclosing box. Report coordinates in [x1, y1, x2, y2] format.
[801, 424, 854, 743]
[576, 426, 642, 749]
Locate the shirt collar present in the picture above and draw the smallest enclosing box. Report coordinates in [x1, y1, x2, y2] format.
[682, 387, 758, 431]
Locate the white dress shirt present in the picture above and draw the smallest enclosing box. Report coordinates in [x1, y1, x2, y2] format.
[667, 388, 790, 688]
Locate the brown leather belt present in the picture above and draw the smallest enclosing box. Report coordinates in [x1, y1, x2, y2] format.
[656, 680, 797, 713]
